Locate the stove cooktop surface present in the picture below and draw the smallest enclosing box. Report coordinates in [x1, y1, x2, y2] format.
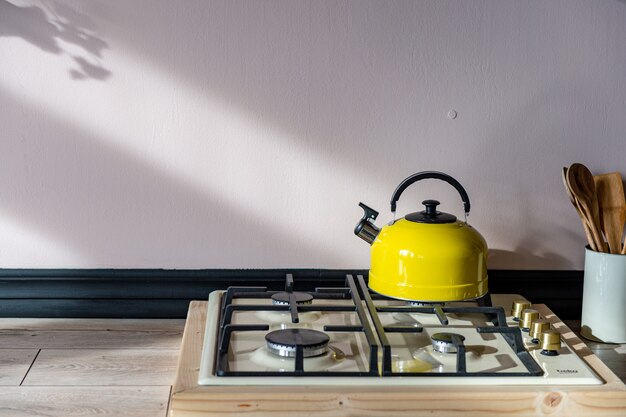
[198, 275, 602, 386]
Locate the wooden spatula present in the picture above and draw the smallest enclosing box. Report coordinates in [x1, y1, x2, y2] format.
[593, 172, 626, 254]
[622, 205, 626, 254]
[563, 167, 598, 251]
[568, 164, 606, 252]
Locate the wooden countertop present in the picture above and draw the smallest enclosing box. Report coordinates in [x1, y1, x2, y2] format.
[169, 301, 626, 417]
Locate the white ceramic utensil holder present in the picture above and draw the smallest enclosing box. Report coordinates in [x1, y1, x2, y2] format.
[581, 247, 626, 343]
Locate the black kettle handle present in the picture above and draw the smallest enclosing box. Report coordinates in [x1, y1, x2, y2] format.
[390, 171, 471, 214]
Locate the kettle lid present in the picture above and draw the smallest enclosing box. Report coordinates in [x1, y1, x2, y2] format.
[405, 200, 457, 224]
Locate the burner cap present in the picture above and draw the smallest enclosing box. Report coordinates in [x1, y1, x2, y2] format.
[271, 291, 313, 306]
[431, 332, 465, 354]
[265, 328, 330, 358]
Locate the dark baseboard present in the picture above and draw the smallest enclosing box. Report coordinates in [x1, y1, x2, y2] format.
[0, 269, 583, 319]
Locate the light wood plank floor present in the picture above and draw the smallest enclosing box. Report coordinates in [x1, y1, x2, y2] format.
[0, 318, 184, 417]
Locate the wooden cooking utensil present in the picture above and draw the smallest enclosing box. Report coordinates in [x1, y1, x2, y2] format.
[622, 206, 626, 255]
[593, 172, 626, 254]
[567, 163, 606, 252]
[562, 167, 598, 251]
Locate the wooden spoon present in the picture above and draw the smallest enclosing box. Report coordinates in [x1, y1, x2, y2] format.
[622, 205, 626, 255]
[567, 163, 606, 252]
[593, 172, 626, 254]
[562, 167, 598, 251]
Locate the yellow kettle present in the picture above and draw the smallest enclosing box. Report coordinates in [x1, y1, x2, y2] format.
[354, 171, 488, 302]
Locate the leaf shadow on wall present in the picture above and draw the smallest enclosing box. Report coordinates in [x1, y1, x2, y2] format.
[0, 88, 344, 267]
[0, 0, 110, 80]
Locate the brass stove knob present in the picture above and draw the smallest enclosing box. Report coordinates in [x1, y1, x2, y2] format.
[540, 329, 561, 356]
[519, 309, 539, 332]
[511, 300, 531, 322]
[530, 319, 550, 343]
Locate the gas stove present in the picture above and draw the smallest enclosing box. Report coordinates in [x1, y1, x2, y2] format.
[198, 274, 602, 386]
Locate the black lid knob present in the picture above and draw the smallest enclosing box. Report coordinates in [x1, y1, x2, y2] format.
[422, 200, 440, 216]
[405, 199, 457, 224]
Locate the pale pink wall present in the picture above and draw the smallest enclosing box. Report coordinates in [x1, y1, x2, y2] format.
[0, 0, 625, 269]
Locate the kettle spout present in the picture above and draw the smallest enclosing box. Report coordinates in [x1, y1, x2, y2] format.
[354, 202, 380, 245]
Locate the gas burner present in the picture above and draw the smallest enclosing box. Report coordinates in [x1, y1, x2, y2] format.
[250, 345, 344, 372]
[431, 332, 466, 354]
[271, 291, 313, 306]
[402, 301, 449, 325]
[406, 301, 445, 307]
[265, 328, 330, 358]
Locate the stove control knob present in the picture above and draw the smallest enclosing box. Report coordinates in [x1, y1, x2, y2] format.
[530, 319, 550, 343]
[519, 309, 539, 332]
[540, 329, 561, 356]
[511, 300, 531, 322]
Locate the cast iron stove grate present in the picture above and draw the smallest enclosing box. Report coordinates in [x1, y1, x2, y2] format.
[352, 275, 544, 377]
[215, 274, 544, 378]
[215, 274, 379, 376]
